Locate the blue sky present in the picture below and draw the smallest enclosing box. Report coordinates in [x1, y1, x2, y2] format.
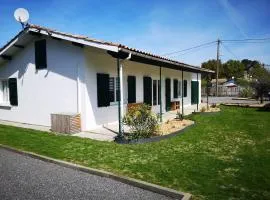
[1, 0, 270, 66]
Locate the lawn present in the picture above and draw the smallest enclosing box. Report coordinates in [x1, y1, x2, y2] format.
[0, 106, 269, 200]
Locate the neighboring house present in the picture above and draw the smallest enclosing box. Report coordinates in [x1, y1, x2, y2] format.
[202, 78, 240, 96]
[0, 24, 213, 132]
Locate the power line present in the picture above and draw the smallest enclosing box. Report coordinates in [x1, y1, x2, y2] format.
[167, 43, 217, 58]
[221, 43, 239, 59]
[221, 41, 270, 44]
[161, 36, 270, 58]
[162, 41, 216, 56]
[221, 37, 270, 42]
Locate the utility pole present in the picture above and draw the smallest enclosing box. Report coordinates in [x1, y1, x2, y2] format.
[216, 39, 221, 97]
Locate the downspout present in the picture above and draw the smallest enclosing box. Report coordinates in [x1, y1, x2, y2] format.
[117, 51, 132, 139]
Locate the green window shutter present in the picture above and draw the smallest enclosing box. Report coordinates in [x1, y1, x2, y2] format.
[153, 80, 157, 105]
[143, 76, 152, 105]
[8, 78, 18, 106]
[97, 73, 110, 107]
[128, 76, 136, 103]
[173, 79, 178, 98]
[184, 80, 187, 97]
[158, 80, 161, 105]
[35, 39, 47, 69]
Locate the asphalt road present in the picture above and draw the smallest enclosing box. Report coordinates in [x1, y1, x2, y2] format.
[0, 148, 173, 200]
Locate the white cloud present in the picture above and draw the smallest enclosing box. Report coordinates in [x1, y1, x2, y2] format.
[218, 0, 248, 38]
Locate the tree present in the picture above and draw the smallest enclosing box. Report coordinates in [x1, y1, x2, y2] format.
[201, 59, 224, 79]
[241, 59, 261, 73]
[250, 66, 270, 103]
[222, 60, 245, 79]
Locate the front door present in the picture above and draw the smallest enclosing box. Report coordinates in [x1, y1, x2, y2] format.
[191, 81, 199, 104]
[165, 78, 171, 111]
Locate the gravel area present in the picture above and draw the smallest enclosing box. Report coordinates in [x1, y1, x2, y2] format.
[0, 148, 173, 200]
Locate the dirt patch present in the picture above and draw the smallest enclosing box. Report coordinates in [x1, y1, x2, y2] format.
[157, 119, 194, 135]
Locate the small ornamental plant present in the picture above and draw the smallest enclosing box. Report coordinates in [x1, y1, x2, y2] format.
[200, 106, 206, 112]
[176, 111, 183, 121]
[123, 104, 159, 140]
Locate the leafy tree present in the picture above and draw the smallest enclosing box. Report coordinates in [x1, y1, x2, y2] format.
[250, 66, 270, 103]
[222, 60, 245, 79]
[241, 59, 261, 73]
[201, 59, 224, 79]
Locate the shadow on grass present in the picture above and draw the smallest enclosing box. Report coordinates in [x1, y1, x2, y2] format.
[257, 103, 270, 112]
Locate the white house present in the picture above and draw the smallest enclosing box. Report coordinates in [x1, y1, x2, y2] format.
[0, 24, 213, 133]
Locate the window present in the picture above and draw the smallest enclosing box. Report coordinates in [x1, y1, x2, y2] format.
[184, 80, 187, 97]
[143, 76, 152, 105]
[152, 80, 160, 106]
[97, 73, 109, 107]
[0, 78, 18, 106]
[35, 39, 47, 69]
[158, 80, 161, 105]
[173, 79, 178, 98]
[109, 77, 119, 103]
[153, 80, 157, 105]
[128, 76, 136, 103]
[0, 80, 9, 104]
[178, 81, 182, 97]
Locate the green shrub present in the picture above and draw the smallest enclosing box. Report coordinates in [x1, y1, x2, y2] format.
[200, 106, 206, 112]
[123, 104, 159, 140]
[211, 103, 217, 108]
[239, 87, 253, 98]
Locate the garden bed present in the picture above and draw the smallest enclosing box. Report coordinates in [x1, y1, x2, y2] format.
[158, 119, 194, 135]
[117, 121, 195, 144]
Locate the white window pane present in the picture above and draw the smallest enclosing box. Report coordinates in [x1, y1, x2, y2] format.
[178, 81, 182, 97]
[0, 80, 9, 103]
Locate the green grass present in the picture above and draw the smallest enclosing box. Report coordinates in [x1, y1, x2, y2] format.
[0, 106, 270, 200]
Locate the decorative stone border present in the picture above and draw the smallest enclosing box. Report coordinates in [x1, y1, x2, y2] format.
[116, 122, 196, 144]
[0, 145, 191, 200]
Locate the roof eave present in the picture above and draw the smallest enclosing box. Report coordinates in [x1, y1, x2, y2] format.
[0, 28, 29, 56]
[28, 27, 119, 52]
[119, 48, 215, 74]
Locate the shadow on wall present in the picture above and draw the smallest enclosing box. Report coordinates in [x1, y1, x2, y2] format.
[0, 38, 83, 83]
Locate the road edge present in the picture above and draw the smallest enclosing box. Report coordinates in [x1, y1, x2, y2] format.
[0, 144, 191, 200]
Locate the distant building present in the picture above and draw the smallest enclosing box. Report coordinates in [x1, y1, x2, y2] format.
[202, 78, 240, 96]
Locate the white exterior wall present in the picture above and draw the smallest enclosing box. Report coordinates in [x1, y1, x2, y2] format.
[0, 37, 201, 131]
[81, 48, 201, 130]
[0, 37, 83, 127]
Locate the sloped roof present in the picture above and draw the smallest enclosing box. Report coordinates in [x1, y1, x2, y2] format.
[0, 24, 214, 74]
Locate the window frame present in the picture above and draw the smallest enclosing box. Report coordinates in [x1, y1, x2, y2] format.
[0, 79, 10, 105]
[152, 79, 160, 106]
[178, 80, 182, 98]
[109, 76, 120, 105]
